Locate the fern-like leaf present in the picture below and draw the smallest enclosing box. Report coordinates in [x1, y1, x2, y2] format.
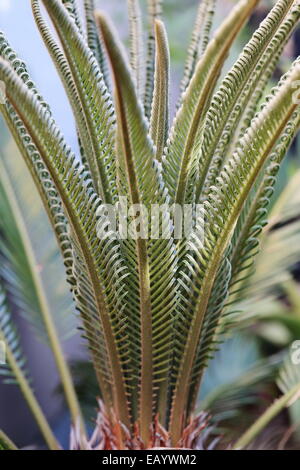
[163, 0, 259, 206]
[169, 62, 300, 444]
[144, 0, 163, 119]
[0, 59, 131, 429]
[150, 20, 170, 162]
[180, 0, 216, 96]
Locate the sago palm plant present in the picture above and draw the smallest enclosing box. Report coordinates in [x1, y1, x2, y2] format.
[0, 0, 300, 450]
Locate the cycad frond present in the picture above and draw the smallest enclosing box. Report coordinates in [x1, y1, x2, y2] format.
[0, 58, 131, 429]
[39, 0, 117, 203]
[0, 31, 75, 286]
[98, 14, 177, 438]
[128, 0, 145, 99]
[144, 0, 163, 119]
[170, 62, 300, 443]
[150, 20, 170, 162]
[83, 0, 110, 88]
[248, 171, 300, 297]
[180, 0, 216, 96]
[196, 0, 299, 200]
[163, 0, 259, 206]
[229, 104, 300, 302]
[0, 157, 72, 343]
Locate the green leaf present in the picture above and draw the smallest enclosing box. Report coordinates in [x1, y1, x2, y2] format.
[169, 62, 300, 444]
[150, 20, 170, 162]
[233, 359, 300, 449]
[163, 0, 259, 206]
[180, 0, 216, 96]
[197, 0, 299, 199]
[0, 58, 131, 430]
[128, 0, 145, 99]
[144, 0, 163, 119]
[0, 430, 18, 450]
[83, 0, 110, 88]
[40, 0, 117, 203]
[97, 13, 178, 438]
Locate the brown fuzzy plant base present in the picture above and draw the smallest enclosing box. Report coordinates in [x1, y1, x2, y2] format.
[70, 401, 218, 450]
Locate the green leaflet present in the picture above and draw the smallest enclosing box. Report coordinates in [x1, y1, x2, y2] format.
[62, 0, 82, 32]
[163, 0, 259, 207]
[144, 0, 163, 120]
[150, 20, 170, 163]
[169, 63, 300, 444]
[128, 0, 145, 99]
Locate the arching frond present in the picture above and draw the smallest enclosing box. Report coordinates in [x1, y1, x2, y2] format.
[229, 103, 300, 302]
[0, 157, 73, 343]
[0, 59, 131, 429]
[249, 173, 300, 297]
[0, 30, 74, 285]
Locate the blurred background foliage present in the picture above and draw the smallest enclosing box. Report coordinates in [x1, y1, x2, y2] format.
[0, 0, 299, 449]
